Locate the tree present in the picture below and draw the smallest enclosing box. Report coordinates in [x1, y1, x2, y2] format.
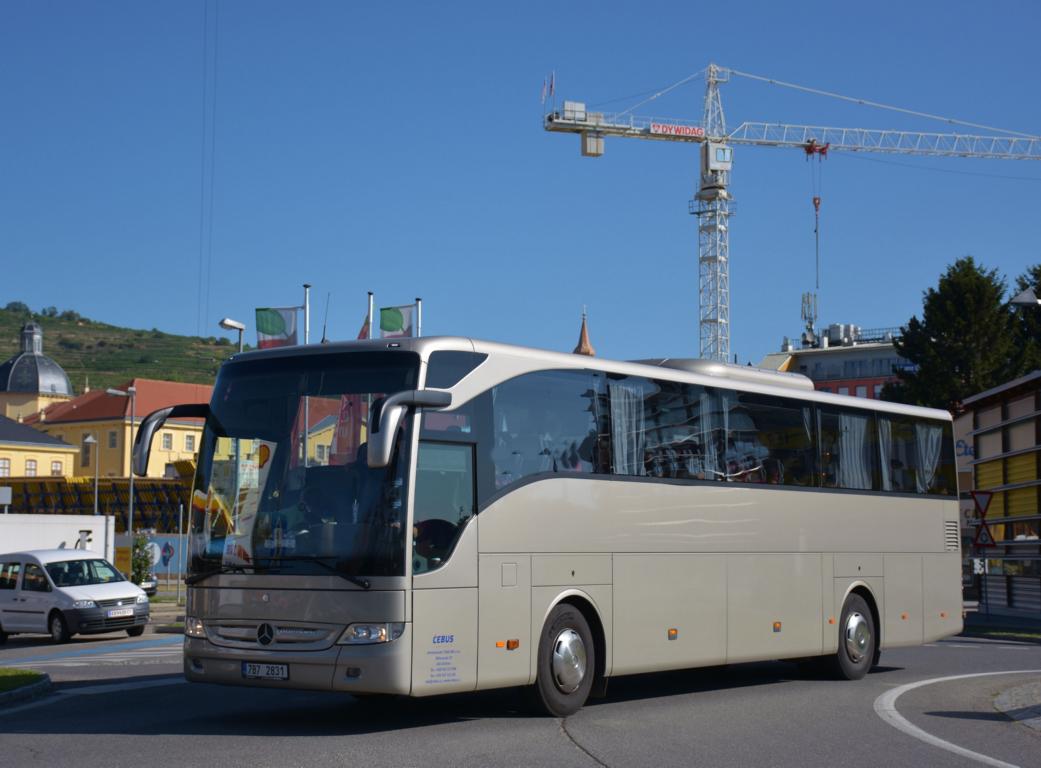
[3, 301, 30, 314]
[1011, 263, 1041, 373]
[132, 533, 154, 585]
[884, 256, 1017, 411]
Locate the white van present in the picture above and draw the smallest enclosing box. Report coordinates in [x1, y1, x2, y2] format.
[0, 550, 150, 643]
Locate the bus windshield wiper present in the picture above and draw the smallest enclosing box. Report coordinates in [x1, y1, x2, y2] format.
[257, 556, 371, 589]
[185, 564, 252, 585]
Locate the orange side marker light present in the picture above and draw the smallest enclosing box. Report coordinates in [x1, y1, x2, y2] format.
[940, 612, 947, 619]
[901, 612, 909, 620]
[772, 621, 782, 633]
[667, 628, 679, 641]
[506, 639, 520, 650]
[827, 617, 835, 625]
[495, 641, 506, 648]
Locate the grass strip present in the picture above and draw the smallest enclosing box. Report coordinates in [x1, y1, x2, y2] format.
[961, 629, 1041, 643]
[0, 668, 45, 694]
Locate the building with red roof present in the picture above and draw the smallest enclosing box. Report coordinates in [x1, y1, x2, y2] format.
[26, 378, 212, 479]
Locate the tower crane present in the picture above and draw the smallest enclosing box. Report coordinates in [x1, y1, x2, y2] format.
[545, 63, 1041, 362]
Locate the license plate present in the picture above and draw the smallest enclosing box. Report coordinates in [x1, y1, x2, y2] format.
[242, 662, 289, 681]
[107, 608, 134, 618]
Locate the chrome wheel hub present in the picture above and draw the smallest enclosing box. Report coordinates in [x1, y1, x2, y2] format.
[845, 611, 870, 663]
[551, 628, 587, 694]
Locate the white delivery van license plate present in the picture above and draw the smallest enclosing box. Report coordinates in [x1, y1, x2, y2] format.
[242, 662, 289, 681]
[107, 608, 134, 618]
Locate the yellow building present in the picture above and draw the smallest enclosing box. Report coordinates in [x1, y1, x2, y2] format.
[0, 415, 78, 479]
[0, 322, 74, 421]
[27, 378, 213, 479]
[963, 372, 1041, 616]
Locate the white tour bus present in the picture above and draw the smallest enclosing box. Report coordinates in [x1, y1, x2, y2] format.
[134, 336, 961, 716]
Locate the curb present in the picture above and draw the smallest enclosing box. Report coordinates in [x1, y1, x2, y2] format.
[994, 682, 1041, 732]
[0, 674, 52, 708]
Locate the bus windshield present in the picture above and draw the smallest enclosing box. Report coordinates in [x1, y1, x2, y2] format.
[188, 351, 419, 581]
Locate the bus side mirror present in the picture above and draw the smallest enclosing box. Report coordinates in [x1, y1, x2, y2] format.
[133, 403, 210, 477]
[367, 389, 452, 468]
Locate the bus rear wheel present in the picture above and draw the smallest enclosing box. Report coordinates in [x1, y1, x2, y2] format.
[832, 593, 875, 680]
[530, 604, 595, 717]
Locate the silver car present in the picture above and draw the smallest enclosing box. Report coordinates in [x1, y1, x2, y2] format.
[0, 549, 150, 643]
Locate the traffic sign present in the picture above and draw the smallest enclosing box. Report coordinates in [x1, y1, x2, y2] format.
[974, 522, 996, 547]
[970, 490, 993, 518]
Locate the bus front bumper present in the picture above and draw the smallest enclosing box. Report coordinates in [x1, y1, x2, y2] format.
[183, 624, 413, 695]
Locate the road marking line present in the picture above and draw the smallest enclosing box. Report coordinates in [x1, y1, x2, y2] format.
[873, 669, 1041, 768]
[2, 677, 186, 716]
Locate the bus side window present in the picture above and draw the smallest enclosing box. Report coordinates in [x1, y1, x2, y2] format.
[413, 442, 475, 574]
[818, 408, 878, 491]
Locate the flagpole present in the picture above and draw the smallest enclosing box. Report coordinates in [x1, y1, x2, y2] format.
[416, 297, 422, 338]
[303, 283, 311, 468]
[367, 292, 374, 340]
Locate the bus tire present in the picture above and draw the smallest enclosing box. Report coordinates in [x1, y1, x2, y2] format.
[832, 593, 875, 680]
[530, 603, 595, 717]
[49, 611, 71, 644]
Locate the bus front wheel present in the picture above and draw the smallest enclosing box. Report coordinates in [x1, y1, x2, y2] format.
[832, 593, 875, 680]
[530, 604, 595, 717]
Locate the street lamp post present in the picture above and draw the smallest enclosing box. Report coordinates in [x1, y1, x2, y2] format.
[83, 433, 99, 515]
[219, 317, 246, 354]
[218, 318, 246, 522]
[106, 386, 136, 539]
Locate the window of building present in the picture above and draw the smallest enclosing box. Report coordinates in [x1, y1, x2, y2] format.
[838, 386, 850, 396]
[855, 385, 867, 398]
[108, 431, 117, 449]
[25, 459, 37, 477]
[315, 444, 327, 464]
[873, 384, 883, 399]
[185, 433, 196, 452]
[162, 433, 173, 451]
[51, 461, 63, 476]
[0, 458, 9, 477]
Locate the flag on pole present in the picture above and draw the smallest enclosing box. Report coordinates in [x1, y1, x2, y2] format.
[549, 71, 555, 98]
[380, 304, 417, 338]
[255, 307, 300, 349]
[541, 77, 547, 105]
[331, 316, 376, 463]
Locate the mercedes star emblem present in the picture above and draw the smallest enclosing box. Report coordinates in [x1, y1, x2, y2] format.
[257, 623, 275, 646]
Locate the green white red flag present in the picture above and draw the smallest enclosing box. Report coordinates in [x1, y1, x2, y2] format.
[255, 307, 299, 349]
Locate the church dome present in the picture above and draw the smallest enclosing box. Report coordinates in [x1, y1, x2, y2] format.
[0, 322, 73, 396]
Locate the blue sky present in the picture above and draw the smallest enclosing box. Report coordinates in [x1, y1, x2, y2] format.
[2, 1, 1039, 366]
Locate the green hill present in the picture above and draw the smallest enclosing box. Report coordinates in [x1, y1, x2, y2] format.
[0, 302, 242, 393]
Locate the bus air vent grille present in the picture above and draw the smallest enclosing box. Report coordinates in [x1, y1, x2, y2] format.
[944, 521, 960, 551]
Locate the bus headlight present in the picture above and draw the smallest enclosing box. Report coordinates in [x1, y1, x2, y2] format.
[185, 616, 206, 638]
[337, 622, 405, 645]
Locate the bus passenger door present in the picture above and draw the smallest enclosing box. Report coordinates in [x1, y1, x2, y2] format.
[410, 441, 479, 696]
